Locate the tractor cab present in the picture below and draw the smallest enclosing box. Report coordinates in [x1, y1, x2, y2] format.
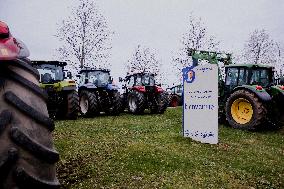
[33, 61, 68, 84]
[124, 72, 160, 94]
[224, 64, 274, 93]
[78, 68, 112, 88]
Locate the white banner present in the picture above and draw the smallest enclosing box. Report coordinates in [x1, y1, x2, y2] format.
[182, 65, 218, 144]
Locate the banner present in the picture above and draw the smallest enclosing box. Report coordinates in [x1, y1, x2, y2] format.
[182, 64, 218, 144]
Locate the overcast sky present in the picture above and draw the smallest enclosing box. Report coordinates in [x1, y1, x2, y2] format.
[1, 0, 284, 86]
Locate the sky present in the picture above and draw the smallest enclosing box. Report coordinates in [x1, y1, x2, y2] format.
[1, 0, 284, 86]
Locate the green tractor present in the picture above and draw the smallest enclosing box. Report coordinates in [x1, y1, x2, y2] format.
[32, 61, 79, 119]
[189, 49, 284, 130]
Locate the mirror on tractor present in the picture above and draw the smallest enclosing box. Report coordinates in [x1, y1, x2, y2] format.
[119, 77, 123, 82]
[67, 72, 72, 79]
[109, 76, 113, 83]
[76, 74, 81, 78]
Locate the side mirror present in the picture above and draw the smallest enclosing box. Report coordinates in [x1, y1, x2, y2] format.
[157, 84, 161, 87]
[67, 72, 72, 79]
[119, 77, 123, 82]
[76, 74, 81, 78]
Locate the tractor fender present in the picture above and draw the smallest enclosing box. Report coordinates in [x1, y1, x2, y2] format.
[270, 85, 284, 96]
[107, 83, 119, 91]
[232, 85, 272, 102]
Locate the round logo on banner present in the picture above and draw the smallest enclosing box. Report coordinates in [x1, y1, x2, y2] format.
[182, 68, 196, 83]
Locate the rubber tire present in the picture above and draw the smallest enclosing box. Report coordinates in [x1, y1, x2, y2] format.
[127, 90, 145, 114]
[107, 91, 122, 116]
[65, 90, 79, 120]
[225, 89, 267, 130]
[150, 92, 169, 114]
[79, 90, 99, 117]
[0, 59, 60, 189]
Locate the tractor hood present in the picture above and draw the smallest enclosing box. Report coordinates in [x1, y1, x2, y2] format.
[0, 21, 30, 60]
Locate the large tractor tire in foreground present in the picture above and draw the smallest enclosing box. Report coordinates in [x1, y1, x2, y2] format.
[107, 91, 122, 116]
[79, 90, 99, 117]
[0, 59, 59, 189]
[127, 90, 145, 114]
[225, 89, 267, 130]
[150, 92, 169, 114]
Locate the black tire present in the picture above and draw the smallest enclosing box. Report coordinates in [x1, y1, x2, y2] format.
[107, 91, 122, 115]
[150, 92, 169, 114]
[0, 59, 60, 189]
[65, 90, 79, 120]
[127, 90, 145, 114]
[119, 93, 126, 113]
[79, 90, 99, 117]
[225, 89, 267, 130]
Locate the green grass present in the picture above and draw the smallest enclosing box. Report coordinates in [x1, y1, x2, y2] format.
[54, 107, 284, 188]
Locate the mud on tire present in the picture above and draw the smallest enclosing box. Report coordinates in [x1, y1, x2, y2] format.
[225, 89, 267, 130]
[127, 90, 145, 114]
[0, 59, 59, 189]
[79, 90, 99, 117]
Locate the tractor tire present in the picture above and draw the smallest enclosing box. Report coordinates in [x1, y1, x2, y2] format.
[127, 90, 145, 114]
[169, 95, 179, 107]
[0, 59, 60, 189]
[79, 90, 99, 117]
[107, 91, 122, 116]
[225, 89, 267, 130]
[65, 90, 79, 120]
[150, 92, 169, 114]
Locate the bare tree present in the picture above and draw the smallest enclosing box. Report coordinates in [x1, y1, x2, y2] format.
[55, 0, 113, 70]
[126, 44, 161, 76]
[173, 13, 220, 71]
[243, 29, 281, 65]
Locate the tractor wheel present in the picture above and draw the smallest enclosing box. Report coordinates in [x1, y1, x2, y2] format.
[150, 92, 169, 114]
[119, 94, 126, 113]
[107, 91, 122, 116]
[170, 96, 179, 107]
[65, 90, 79, 120]
[0, 59, 59, 189]
[127, 90, 145, 114]
[225, 89, 267, 130]
[79, 90, 99, 117]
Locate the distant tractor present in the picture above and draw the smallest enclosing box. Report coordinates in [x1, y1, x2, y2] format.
[77, 68, 121, 117]
[188, 49, 284, 130]
[167, 84, 183, 107]
[32, 61, 79, 119]
[120, 72, 169, 114]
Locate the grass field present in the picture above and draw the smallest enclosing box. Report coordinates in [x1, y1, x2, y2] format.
[54, 107, 284, 189]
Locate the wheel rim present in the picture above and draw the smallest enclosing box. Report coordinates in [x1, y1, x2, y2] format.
[231, 98, 253, 124]
[80, 95, 88, 114]
[128, 96, 137, 112]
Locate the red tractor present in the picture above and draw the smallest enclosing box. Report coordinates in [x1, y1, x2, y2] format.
[120, 72, 169, 114]
[0, 21, 59, 188]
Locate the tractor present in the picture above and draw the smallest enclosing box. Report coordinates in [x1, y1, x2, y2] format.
[188, 49, 284, 130]
[166, 84, 183, 107]
[120, 72, 169, 114]
[0, 21, 59, 188]
[77, 68, 121, 117]
[32, 61, 79, 120]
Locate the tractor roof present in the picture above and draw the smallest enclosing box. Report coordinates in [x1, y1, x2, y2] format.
[125, 72, 155, 78]
[225, 64, 273, 69]
[32, 60, 67, 67]
[79, 67, 110, 74]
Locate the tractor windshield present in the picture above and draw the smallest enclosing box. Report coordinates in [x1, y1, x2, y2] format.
[250, 69, 271, 87]
[136, 74, 155, 86]
[36, 64, 64, 83]
[88, 71, 110, 86]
